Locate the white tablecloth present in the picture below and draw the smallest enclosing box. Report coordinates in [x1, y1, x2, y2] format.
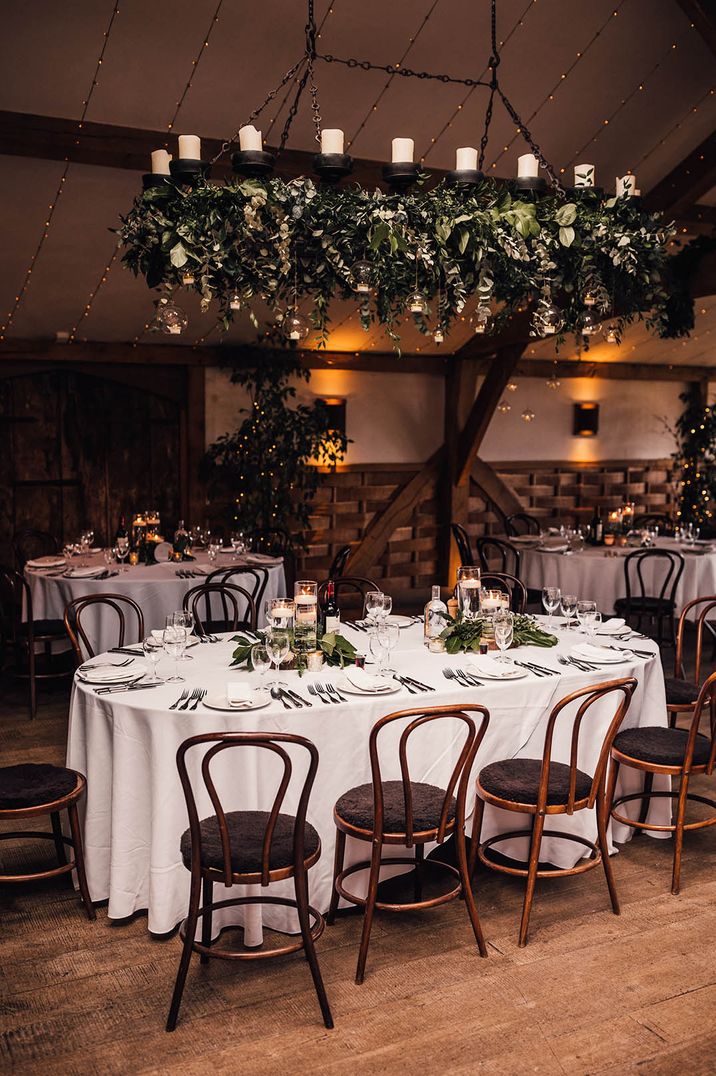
[66, 621, 668, 939]
[25, 554, 285, 655]
[520, 537, 716, 618]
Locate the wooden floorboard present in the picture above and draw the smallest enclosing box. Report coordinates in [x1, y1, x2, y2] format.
[1, 665, 716, 1075]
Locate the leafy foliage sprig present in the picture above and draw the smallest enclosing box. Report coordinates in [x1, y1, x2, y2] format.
[118, 176, 677, 350]
[230, 629, 357, 677]
[440, 613, 558, 654]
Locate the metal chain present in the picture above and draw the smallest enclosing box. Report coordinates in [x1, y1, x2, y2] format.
[211, 57, 304, 163]
[317, 53, 490, 89]
[478, 0, 500, 171]
[279, 60, 311, 153]
[498, 88, 563, 191]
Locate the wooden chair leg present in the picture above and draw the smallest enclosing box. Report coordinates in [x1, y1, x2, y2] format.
[326, 828, 345, 926]
[596, 791, 620, 915]
[28, 646, 37, 721]
[166, 872, 202, 1032]
[413, 843, 424, 903]
[294, 865, 333, 1029]
[638, 772, 654, 827]
[355, 840, 383, 985]
[455, 822, 488, 957]
[468, 795, 485, 881]
[672, 773, 690, 896]
[518, 813, 545, 948]
[200, 877, 213, 964]
[605, 758, 620, 827]
[667, 708, 678, 729]
[66, 802, 95, 921]
[50, 811, 67, 867]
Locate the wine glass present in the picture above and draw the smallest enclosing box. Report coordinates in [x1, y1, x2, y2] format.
[142, 636, 164, 682]
[162, 624, 187, 683]
[369, 630, 388, 675]
[376, 621, 400, 674]
[494, 609, 514, 663]
[265, 629, 290, 690]
[377, 593, 392, 622]
[102, 547, 114, 567]
[251, 643, 271, 687]
[230, 530, 246, 561]
[173, 610, 195, 661]
[560, 593, 578, 631]
[115, 536, 130, 572]
[542, 586, 561, 629]
[576, 599, 597, 634]
[79, 531, 91, 568]
[364, 590, 385, 628]
[584, 610, 602, 641]
[207, 541, 220, 565]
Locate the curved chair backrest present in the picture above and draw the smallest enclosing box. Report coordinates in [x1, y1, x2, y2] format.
[328, 544, 352, 579]
[505, 512, 541, 537]
[183, 582, 257, 636]
[623, 549, 684, 608]
[206, 566, 270, 612]
[176, 731, 319, 887]
[540, 678, 637, 815]
[479, 572, 527, 614]
[475, 536, 521, 576]
[13, 529, 59, 570]
[684, 669, 716, 776]
[0, 566, 26, 645]
[64, 593, 145, 662]
[367, 704, 490, 848]
[450, 523, 473, 567]
[674, 595, 716, 686]
[317, 576, 381, 609]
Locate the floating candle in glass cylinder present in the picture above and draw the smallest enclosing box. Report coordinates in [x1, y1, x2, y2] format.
[269, 598, 295, 631]
[456, 566, 481, 620]
[294, 581, 318, 652]
[480, 589, 510, 614]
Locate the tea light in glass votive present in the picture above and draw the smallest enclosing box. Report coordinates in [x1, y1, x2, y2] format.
[307, 650, 324, 671]
[603, 533, 615, 547]
[428, 637, 446, 653]
[270, 599, 295, 629]
[128, 551, 139, 566]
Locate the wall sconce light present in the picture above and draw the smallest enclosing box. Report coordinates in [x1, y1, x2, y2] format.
[573, 401, 600, 437]
[317, 396, 347, 436]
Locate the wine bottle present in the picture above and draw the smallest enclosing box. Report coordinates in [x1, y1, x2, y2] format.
[322, 581, 341, 634]
[589, 509, 604, 546]
[424, 585, 448, 644]
[114, 515, 128, 542]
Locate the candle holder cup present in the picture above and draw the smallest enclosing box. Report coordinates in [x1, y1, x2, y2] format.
[512, 176, 548, 195]
[231, 149, 276, 179]
[142, 174, 173, 191]
[446, 169, 484, 189]
[313, 153, 353, 184]
[169, 158, 211, 185]
[382, 162, 421, 193]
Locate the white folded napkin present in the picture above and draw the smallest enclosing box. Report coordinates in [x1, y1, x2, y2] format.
[26, 556, 65, 568]
[227, 682, 254, 707]
[345, 667, 390, 692]
[572, 643, 617, 661]
[80, 664, 143, 682]
[245, 553, 282, 565]
[66, 567, 104, 578]
[468, 657, 518, 678]
[541, 539, 569, 552]
[596, 618, 626, 635]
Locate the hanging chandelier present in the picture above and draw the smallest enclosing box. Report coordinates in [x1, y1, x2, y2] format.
[119, 0, 678, 350]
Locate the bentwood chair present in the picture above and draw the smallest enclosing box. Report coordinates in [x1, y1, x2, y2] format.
[206, 565, 270, 613]
[327, 704, 490, 984]
[12, 529, 59, 570]
[479, 572, 528, 614]
[317, 576, 381, 613]
[613, 548, 684, 646]
[505, 512, 541, 537]
[475, 536, 521, 577]
[167, 732, 333, 1032]
[0, 567, 74, 718]
[451, 523, 474, 567]
[250, 528, 295, 591]
[665, 596, 716, 727]
[608, 670, 716, 895]
[183, 582, 257, 636]
[0, 762, 94, 920]
[328, 544, 352, 579]
[64, 593, 144, 663]
[472, 678, 637, 947]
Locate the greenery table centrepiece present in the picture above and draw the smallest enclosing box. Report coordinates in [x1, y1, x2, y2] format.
[231, 630, 357, 676]
[440, 614, 557, 655]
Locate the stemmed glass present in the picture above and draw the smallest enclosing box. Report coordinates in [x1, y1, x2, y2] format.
[542, 586, 561, 629]
[369, 630, 388, 675]
[172, 611, 195, 660]
[560, 593, 578, 631]
[494, 609, 514, 663]
[583, 610, 601, 641]
[265, 629, 290, 690]
[115, 536, 129, 572]
[142, 636, 164, 682]
[162, 624, 187, 683]
[251, 643, 271, 689]
[364, 590, 386, 627]
[576, 599, 597, 634]
[102, 547, 114, 568]
[207, 541, 220, 565]
[376, 621, 400, 674]
[230, 531, 246, 561]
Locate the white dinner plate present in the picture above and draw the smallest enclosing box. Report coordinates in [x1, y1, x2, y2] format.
[337, 675, 399, 696]
[571, 645, 626, 665]
[78, 665, 147, 685]
[26, 555, 66, 569]
[65, 567, 105, 579]
[154, 541, 172, 562]
[386, 615, 414, 629]
[203, 690, 271, 711]
[467, 662, 528, 680]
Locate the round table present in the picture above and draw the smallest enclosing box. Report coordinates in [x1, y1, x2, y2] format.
[66, 619, 669, 941]
[25, 553, 285, 654]
[520, 537, 716, 619]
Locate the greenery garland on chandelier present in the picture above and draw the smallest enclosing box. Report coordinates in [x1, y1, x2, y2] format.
[119, 175, 676, 351]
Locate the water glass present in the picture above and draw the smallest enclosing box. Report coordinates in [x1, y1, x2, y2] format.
[162, 624, 187, 683]
[172, 610, 195, 660]
[369, 630, 388, 675]
[376, 621, 400, 673]
[102, 547, 114, 567]
[576, 599, 597, 633]
[560, 593, 578, 630]
[142, 636, 164, 682]
[116, 536, 130, 572]
[584, 610, 602, 640]
[364, 590, 386, 626]
[207, 541, 220, 564]
[251, 643, 271, 686]
[265, 629, 290, 688]
[494, 609, 514, 663]
[542, 586, 561, 628]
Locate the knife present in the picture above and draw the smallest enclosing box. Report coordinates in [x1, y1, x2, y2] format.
[109, 647, 145, 655]
[94, 682, 164, 695]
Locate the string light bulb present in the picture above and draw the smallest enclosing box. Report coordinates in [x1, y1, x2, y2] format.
[497, 399, 511, 414]
[521, 408, 536, 422]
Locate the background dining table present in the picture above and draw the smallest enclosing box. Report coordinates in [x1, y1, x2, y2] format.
[519, 536, 716, 618]
[24, 552, 285, 654]
[66, 617, 669, 945]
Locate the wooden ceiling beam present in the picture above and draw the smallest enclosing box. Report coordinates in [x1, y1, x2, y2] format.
[515, 358, 714, 381]
[673, 0, 716, 56]
[644, 130, 716, 217]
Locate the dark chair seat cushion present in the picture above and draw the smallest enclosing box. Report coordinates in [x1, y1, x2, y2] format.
[334, 780, 456, 834]
[664, 676, 700, 706]
[18, 619, 67, 639]
[0, 763, 79, 810]
[614, 726, 711, 767]
[614, 597, 675, 614]
[180, 811, 319, 874]
[479, 758, 592, 806]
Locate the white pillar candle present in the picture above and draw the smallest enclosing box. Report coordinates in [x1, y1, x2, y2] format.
[456, 146, 478, 172]
[616, 174, 636, 197]
[517, 153, 539, 178]
[238, 125, 262, 152]
[574, 163, 595, 187]
[391, 137, 414, 163]
[151, 149, 172, 175]
[178, 134, 201, 159]
[321, 128, 344, 154]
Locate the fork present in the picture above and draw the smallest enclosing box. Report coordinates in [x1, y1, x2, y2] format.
[307, 683, 331, 705]
[179, 688, 201, 711]
[443, 668, 483, 688]
[320, 681, 348, 703]
[169, 688, 190, 710]
[558, 655, 596, 672]
[189, 688, 206, 710]
[80, 657, 133, 673]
